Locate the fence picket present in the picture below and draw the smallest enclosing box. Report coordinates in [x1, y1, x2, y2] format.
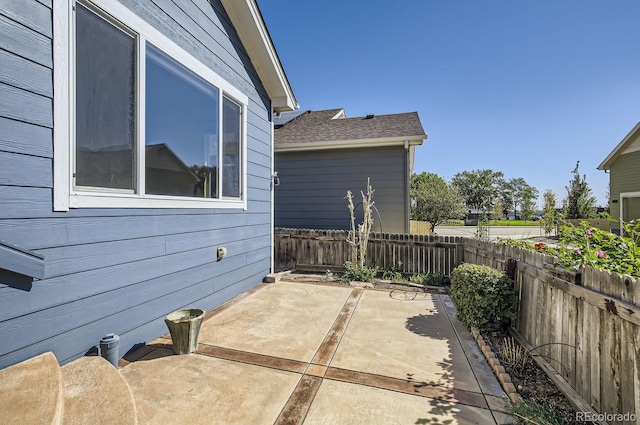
[600, 314, 622, 420]
[588, 307, 602, 412]
[620, 320, 636, 422]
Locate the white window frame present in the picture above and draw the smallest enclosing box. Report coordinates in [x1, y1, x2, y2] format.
[53, 0, 248, 210]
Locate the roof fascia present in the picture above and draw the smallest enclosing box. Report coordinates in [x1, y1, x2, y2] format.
[598, 121, 640, 170]
[331, 109, 346, 119]
[275, 135, 426, 152]
[220, 0, 298, 112]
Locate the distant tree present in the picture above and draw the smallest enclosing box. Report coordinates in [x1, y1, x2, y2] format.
[521, 185, 539, 219]
[521, 197, 536, 222]
[564, 161, 597, 219]
[541, 189, 557, 235]
[492, 200, 503, 221]
[411, 172, 466, 232]
[501, 177, 538, 220]
[451, 169, 504, 213]
[498, 186, 514, 218]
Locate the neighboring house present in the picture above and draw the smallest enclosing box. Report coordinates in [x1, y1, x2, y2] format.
[598, 122, 640, 231]
[0, 0, 296, 369]
[274, 109, 426, 234]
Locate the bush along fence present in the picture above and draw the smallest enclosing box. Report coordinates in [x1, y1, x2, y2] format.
[274, 228, 640, 422]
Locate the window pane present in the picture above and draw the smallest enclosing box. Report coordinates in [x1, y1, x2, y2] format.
[75, 4, 136, 190]
[145, 45, 219, 198]
[222, 97, 241, 198]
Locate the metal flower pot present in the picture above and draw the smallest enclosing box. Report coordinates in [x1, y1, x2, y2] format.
[164, 308, 205, 355]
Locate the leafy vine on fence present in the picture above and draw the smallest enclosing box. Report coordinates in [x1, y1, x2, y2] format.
[502, 220, 640, 278]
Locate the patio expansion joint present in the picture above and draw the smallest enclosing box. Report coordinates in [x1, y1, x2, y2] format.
[194, 343, 308, 374]
[324, 366, 490, 410]
[310, 286, 364, 366]
[274, 286, 364, 424]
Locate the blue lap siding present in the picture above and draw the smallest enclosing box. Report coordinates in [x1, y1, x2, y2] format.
[0, 0, 274, 368]
[274, 147, 409, 234]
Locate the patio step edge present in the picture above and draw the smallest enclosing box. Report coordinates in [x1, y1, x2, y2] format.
[60, 356, 138, 425]
[0, 351, 63, 425]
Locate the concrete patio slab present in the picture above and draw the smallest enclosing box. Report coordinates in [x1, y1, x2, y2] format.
[197, 281, 353, 363]
[304, 379, 497, 425]
[121, 353, 300, 425]
[330, 290, 482, 393]
[121, 280, 512, 424]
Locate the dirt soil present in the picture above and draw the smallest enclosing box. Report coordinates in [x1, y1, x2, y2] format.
[483, 329, 594, 424]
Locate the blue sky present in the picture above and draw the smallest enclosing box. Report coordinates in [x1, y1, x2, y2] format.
[259, 1, 640, 206]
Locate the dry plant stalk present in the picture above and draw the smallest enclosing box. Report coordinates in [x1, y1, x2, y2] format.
[346, 190, 358, 264]
[345, 178, 375, 268]
[501, 336, 527, 368]
[358, 178, 374, 268]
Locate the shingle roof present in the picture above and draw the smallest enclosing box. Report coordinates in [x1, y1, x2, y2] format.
[274, 108, 426, 147]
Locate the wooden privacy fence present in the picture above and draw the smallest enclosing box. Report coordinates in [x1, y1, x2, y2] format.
[409, 220, 432, 235]
[274, 228, 640, 422]
[465, 239, 640, 423]
[274, 228, 462, 275]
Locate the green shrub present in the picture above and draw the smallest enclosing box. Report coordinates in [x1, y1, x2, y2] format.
[341, 261, 378, 283]
[382, 262, 404, 281]
[409, 272, 444, 286]
[450, 263, 516, 331]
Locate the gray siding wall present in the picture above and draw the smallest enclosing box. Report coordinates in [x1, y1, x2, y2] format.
[0, 0, 273, 368]
[274, 147, 409, 234]
[610, 150, 640, 221]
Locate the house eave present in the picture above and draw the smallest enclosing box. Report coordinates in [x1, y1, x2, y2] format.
[274, 135, 426, 152]
[598, 121, 640, 170]
[220, 0, 298, 113]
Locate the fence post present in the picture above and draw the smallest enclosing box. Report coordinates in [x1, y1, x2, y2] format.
[456, 239, 464, 267]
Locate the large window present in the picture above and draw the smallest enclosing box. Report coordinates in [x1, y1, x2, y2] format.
[144, 45, 220, 198]
[54, 0, 248, 210]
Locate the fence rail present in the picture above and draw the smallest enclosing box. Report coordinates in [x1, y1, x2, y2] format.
[274, 227, 640, 422]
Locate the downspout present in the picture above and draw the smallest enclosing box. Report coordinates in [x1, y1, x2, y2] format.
[404, 140, 410, 234]
[270, 109, 275, 273]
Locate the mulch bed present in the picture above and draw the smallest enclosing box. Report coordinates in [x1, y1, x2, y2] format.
[482, 329, 594, 424]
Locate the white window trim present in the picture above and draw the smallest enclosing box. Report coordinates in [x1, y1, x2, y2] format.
[53, 0, 248, 211]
